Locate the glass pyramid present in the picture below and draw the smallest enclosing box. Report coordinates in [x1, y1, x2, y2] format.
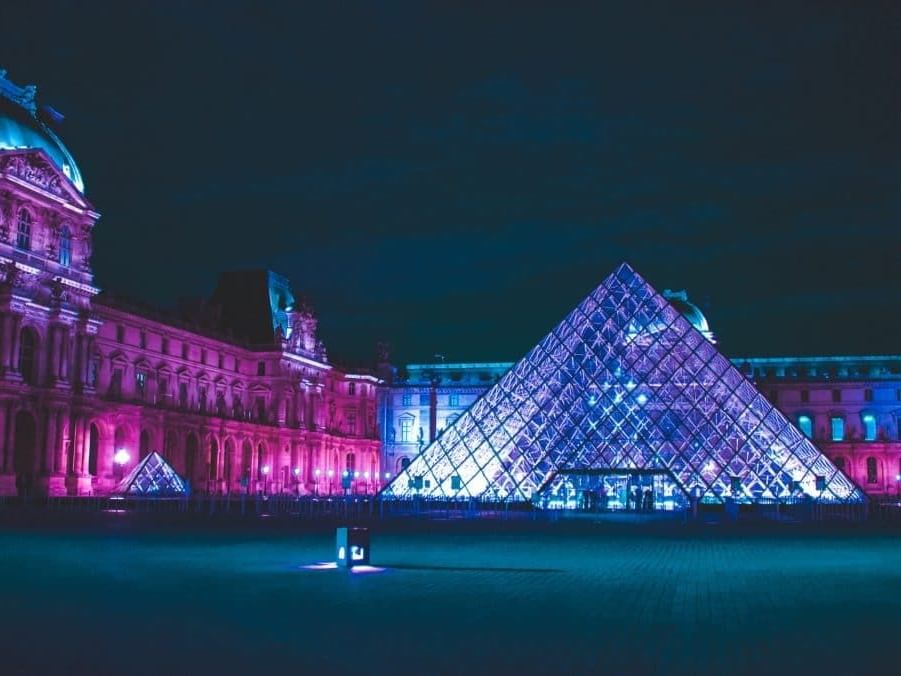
[114, 451, 188, 497]
[382, 263, 864, 504]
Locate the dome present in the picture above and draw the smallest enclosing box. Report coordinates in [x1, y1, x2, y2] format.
[0, 71, 84, 193]
[663, 289, 715, 343]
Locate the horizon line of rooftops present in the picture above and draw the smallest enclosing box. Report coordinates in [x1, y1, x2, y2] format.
[395, 354, 901, 384]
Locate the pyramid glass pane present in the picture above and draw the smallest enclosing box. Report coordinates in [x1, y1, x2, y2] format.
[381, 263, 865, 505]
[114, 452, 188, 497]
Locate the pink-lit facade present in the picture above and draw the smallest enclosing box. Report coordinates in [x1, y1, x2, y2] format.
[0, 72, 380, 497]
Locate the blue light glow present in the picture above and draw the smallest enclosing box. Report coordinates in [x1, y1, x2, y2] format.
[382, 262, 864, 504]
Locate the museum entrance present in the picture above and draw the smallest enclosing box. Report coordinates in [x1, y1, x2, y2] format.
[537, 469, 689, 512]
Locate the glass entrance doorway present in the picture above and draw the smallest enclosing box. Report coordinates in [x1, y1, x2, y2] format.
[537, 469, 689, 512]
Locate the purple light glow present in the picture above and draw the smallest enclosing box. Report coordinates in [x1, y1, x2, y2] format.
[301, 562, 339, 571]
[349, 565, 386, 575]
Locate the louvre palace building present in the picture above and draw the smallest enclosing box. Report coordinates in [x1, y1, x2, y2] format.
[1, 69, 899, 504]
[0, 70, 380, 498]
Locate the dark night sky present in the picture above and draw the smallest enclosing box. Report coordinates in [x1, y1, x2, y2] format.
[2, 2, 900, 365]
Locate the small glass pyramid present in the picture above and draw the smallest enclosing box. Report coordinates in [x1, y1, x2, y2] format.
[382, 263, 864, 504]
[114, 451, 188, 497]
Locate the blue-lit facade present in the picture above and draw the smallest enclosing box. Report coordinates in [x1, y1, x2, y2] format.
[380, 264, 864, 504]
[380, 287, 901, 500]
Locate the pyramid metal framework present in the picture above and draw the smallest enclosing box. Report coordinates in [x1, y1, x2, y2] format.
[382, 263, 865, 504]
[114, 451, 188, 497]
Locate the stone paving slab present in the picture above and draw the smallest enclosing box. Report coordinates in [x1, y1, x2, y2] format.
[1, 527, 900, 674]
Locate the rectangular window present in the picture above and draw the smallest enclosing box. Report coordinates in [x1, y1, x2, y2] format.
[179, 382, 189, 408]
[864, 388, 873, 402]
[346, 411, 356, 435]
[800, 390, 809, 403]
[420, 392, 430, 406]
[830, 416, 845, 442]
[110, 369, 122, 398]
[399, 417, 413, 443]
[139, 332, 147, 349]
[255, 396, 266, 421]
[198, 385, 208, 413]
[116, 325, 125, 343]
[181, 343, 188, 360]
[348, 382, 356, 396]
[862, 414, 877, 441]
[797, 415, 813, 438]
[449, 393, 460, 407]
[88, 358, 99, 387]
[832, 389, 842, 403]
[234, 358, 240, 373]
[218, 354, 224, 370]
[162, 338, 169, 355]
[401, 393, 412, 407]
[158, 377, 169, 404]
[135, 371, 147, 399]
[257, 361, 266, 376]
[201, 349, 208, 365]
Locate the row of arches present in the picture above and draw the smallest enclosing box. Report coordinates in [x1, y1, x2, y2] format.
[81, 421, 380, 496]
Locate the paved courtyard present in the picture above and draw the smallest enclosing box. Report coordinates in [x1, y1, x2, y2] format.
[1, 519, 900, 674]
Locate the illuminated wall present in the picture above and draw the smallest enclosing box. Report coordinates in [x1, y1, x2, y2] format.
[383, 263, 864, 503]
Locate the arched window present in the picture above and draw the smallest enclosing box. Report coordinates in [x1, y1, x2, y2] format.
[224, 439, 235, 485]
[185, 433, 199, 485]
[139, 430, 151, 459]
[866, 456, 878, 484]
[18, 328, 38, 384]
[16, 209, 31, 250]
[257, 443, 266, 477]
[59, 224, 72, 267]
[209, 439, 219, 481]
[87, 423, 100, 476]
[242, 440, 253, 482]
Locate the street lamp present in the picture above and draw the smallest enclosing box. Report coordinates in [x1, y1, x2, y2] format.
[113, 448, 130, 479]
[260, 464, 270, 495]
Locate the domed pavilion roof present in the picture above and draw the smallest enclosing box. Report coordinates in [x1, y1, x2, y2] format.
[0, 69, 84, 193]
[663, 289, 715, 343]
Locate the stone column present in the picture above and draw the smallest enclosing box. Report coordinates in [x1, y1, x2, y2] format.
[0, 314, 11, 373]
[3, 403, 16, 474]
[0, 401, 8, 474]
[72, 417, 85, 476]
[8, 314, 21, 374]
[54, 409, 67, 474]
[42, 407, 56, 474]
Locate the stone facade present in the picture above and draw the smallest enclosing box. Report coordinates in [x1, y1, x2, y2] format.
[0, 135, 380, 498]
[381, 355, 901, 498]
